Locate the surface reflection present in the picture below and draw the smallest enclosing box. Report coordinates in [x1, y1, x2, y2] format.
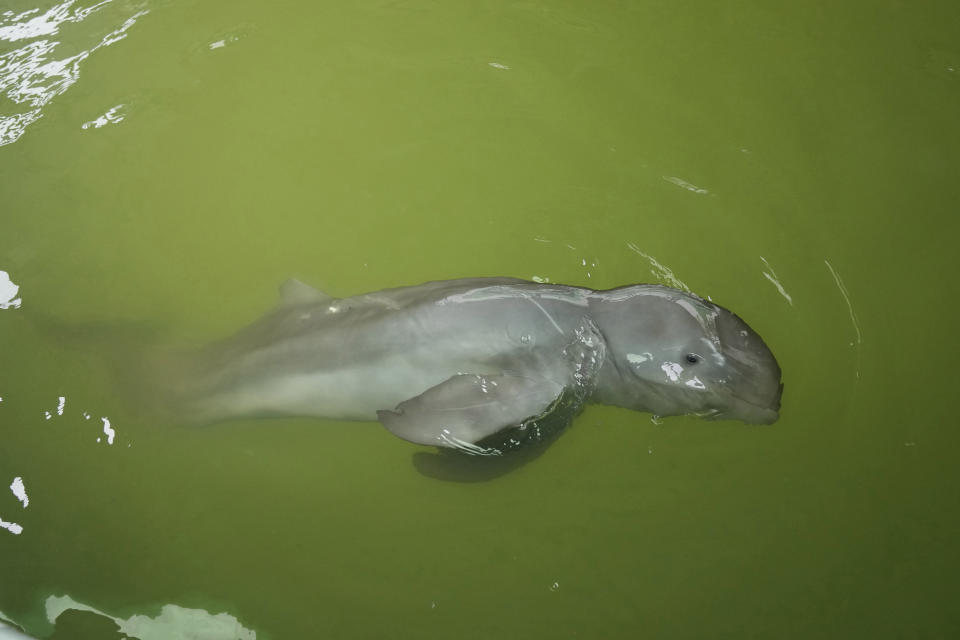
[0, 0, 148, 146]
[0, 619, 33, 640]
[0, 595, 257, 640]
[0, 271, 20, 310]
[1, 477, 27, 536]
[626, 242, 692, 291]
[824, 259, 862, 345]
[761, 256, 794, 306]
[9, 478, 27, 508]
[47, 596, 257, 639]
[0, 517, 21, 536]
[80, 103, 124, 129]
[0, 1, 111, 42]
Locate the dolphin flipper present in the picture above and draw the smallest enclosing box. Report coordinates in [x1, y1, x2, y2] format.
[377, 374, 565, 454]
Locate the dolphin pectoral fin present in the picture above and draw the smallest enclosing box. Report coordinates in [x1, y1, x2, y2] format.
[377, 374, 565, 454]
[279, 278, 334, 306]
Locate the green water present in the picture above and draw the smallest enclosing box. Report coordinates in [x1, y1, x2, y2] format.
[2, 0, 959, 638]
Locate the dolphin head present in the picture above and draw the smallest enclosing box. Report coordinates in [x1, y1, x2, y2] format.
[591, 286, 782, 424]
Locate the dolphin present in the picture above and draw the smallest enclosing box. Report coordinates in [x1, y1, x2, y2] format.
[167, 278, 782, 454]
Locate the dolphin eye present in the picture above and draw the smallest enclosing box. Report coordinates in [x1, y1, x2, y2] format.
[685, 353, 700, 364]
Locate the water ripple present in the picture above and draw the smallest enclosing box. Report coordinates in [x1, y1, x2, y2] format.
[0, 0, 148, 147]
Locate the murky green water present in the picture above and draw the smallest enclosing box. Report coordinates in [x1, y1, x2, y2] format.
[2, 1, 959, 638]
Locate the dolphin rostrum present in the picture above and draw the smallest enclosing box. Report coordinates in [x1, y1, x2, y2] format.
[169, 278, 783, 454]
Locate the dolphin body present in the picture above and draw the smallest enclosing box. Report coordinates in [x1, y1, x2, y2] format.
[173, 278, 782, 454]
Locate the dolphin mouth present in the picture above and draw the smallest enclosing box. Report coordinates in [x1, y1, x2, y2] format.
[698, 382, 782, 425]
[731, 382, 782, 425]
[712, 308, 783, 424]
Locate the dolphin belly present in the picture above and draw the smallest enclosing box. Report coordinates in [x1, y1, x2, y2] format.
[189, 359, 484, 423]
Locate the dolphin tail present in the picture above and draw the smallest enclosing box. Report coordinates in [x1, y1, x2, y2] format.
[19, 309, 200, 426]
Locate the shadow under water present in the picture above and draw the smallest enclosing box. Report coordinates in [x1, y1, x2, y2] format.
[410, 437, 561, 482]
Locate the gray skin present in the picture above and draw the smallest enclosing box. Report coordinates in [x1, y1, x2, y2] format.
[174, 278, 782, 454]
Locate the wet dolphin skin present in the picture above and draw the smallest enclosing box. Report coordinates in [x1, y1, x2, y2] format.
[173, 278, 782, 454]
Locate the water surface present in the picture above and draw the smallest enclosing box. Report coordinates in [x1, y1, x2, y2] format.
[2, 0, 959, 638]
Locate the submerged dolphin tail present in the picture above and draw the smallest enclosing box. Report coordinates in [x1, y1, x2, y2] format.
[19, 309, 197, 426]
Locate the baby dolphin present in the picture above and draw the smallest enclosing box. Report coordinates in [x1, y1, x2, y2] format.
[172, 278, 782, 454]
